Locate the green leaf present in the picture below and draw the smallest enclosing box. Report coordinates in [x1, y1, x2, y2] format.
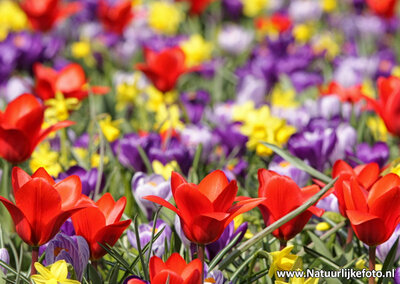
[307, 231, 333, 259]
[378, 238, 399, 284]
[208, 231, 243, 271]
[88, 263, 102, 284]
[261, 142, 332, 183]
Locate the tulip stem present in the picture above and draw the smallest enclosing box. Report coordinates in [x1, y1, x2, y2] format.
[280, 240, 287, 250]
[369, 246, 376, 284]
[346, 225, 353, 245]
[31, 246, 39, 275]
[198, 244, 205, 284]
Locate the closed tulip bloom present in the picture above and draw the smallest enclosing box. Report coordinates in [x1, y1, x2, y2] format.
[34, 63, 109, 101]
[0, 94, 74, 164]
[0, 167, 88, 247]
[97, 0, 134, 35]
[20, 0, 81, 31]
[149, 253, 202, 284]
[71, 193, 131, 260]
[258, 169, 324, 241]
[144, 171, 264, 244]
[344, 174, 400, 246]
[175, 0, 214, 15]
[366, 0, 397, 18]
[136, 47, 194, 93]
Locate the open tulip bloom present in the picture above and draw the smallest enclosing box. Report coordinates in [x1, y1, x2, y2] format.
[144, 170, 265, 245]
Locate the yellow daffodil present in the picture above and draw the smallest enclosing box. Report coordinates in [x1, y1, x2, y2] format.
[31, 260, 80, 284]
[392, 66, 400, 77]
[321, 0, 337, 12]
[293, 24, 313, 44]
[45, 92, 81, 123]
[71, 40, 96, 67]
[234, 104, 296, 156]
[313, 34, 340, 60]
[181, 34, 213, 68]
[99, 114, 123, 142]
[91, 153, 109, 168]
[146, 86, 177, 112]
[355, 259, 367, 270]
[242, 0, 268, 17]
[361, 80, 375, 98]
[234, 215, 254, 239]
[316, 222, 331, 231]
[148, 1, 182, 35]
[271, 86, 299, 108]
[29, 143, 64, 177]
[155, 104, 184, 132]
[152, 160, 178, 180]
[116, 72, 143, 110]
[366, 116, 388, 142]
[268, 246, 302, 280]
[0, 1, 27, 40]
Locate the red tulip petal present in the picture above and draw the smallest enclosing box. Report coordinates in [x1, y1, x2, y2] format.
[3, 94, 42, 127]
[0, 128, 31, 163]
[33, 64, 57, 100]
[198, 170, 229, 202]
[32, 167, 55, 185]
[92, 219, 131, 259]
[225, 198, 266, 226]
[368, 173, 400, 205]
[257, 169, 279, 197]
[91, 86, 110, 95]
[11, 167, 32, 193]
[346, 210, 388, 246]
[152, 271, 183, 284]
[149, 255, 167, 281]
[354, 163, 380, 189]
[370, 186, 400, 228]
[72, 207, 106, 246]
[189, 214, 227, 244]
[181, 259, 202, 283]
[0, 197, 33, 246]
[54, 175, 82, 210]
[96, 193, 116, 220]
[332, 160, 354, 178]
[165, 253, 187, 274]
[276, 210, 314, 241]
[55, 2, 82, 23]
[35, 120, 75, 150]
[349, 178, 368, 212]
[104, 196, 126, 225]
[300, 185, 321, 201]
[55, 64, 86, 94]
[212, 180, 238, 212]
[142, 195, 180, 216]
[171, 171, 187, 197]
[175, 184, 213, 223]
[14, 178, 62, 245]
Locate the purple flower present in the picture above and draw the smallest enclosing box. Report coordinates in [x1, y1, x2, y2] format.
[214, 123, 248, 157]
[0, 76, 33, 103]
[131, 172, 171, 220]
[223, 158, 248, 181]
[58, 166, 105, 197]
[376, 224, 400, 263]
[395, 267, 400, 284]
[353, 142, 389, 168]
[44, 233, 90, 281]
[60, 219, 76, 236]
[268, 156, 310, 187]
[205, 221, 248, 260]
[329, 123, 357, 164]
[181, 125, 217, 161]
[222, 0, 243, 18]
[181, 90, 210, 124]
[0, 248, 9, 275]
[127, 220, 172, 258]
[218, 25, 253, 55]
[316, 194, 339, 213]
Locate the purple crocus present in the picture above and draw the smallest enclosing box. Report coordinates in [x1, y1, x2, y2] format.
[0, 248, 9, 275]
[375, 224, 400, 263]
[352, 142, 389, 168]
[127, 220, 172, 258]
[181, 90, 210, 124]
[131, 172, 171, 220]
[213, 123, 248, 157]
[58, 166, 105, 197]
[222, 0, 243, 18]
[268, 156, 310, 187]
[44, 233, 90, 281]
[218, 24, 253, 55]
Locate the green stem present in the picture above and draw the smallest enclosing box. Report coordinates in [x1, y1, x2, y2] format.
[31, 246, 39, 275]
[280, 240, 287, 250]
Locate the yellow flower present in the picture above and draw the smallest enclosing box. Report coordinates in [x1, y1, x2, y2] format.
[148, 1, 182, 35]
[116, 72, 143, 110]
[271, 86, 298, 108]
[146, 86, 177, 112]
[99, 114, 123, 142]
[45, 92, 81, 123]
[293, 24, 313, 44]
[392, 66, 400, 77]
[71, 41, 91, 58]
[152, 160, 178, 180]
[361, 80, 375, 98]
[181, 35, 213, 68]
[242, 0, 268, 17]
[355, 259, 367, 270]
[30, 143, 63, 177]
[31, 260, 80, 284]
[268, 246, 302, 280]
[367, 116, 388, 142]
[0, 1, 27, 40]
[316, 222, 331, 231]
[154, 104, 184, 132]
[91, 153, 109, 168]
[234, 215, 254, 239]
[313, 34, 340, 59]
[236, 104, 296, 156]
[232, 101, 256, 122]
[321, 0, 337, 12]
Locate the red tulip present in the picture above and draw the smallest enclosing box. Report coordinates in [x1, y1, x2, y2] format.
[144, 171, 264, 244]
[71, 193, 131, 260]
[366, 0, 397, 18]
[344, 173, 400, 246]
[136, 47, 194, 93]
[321, 81, 364, 103]
[149, 253, 202, 284]
[258, 169, 324, 241]
[0, 167, 88, 246]
[97, 0, 134, 35]
[0, 94, 74, 164]
[364, 76, 400, 137]
[34, 63, 109, 101]
[175, 0, 214, 15]
[20, 0, 81, 31]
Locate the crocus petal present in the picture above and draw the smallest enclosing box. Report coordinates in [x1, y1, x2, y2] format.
[198, 170, 230, 202]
